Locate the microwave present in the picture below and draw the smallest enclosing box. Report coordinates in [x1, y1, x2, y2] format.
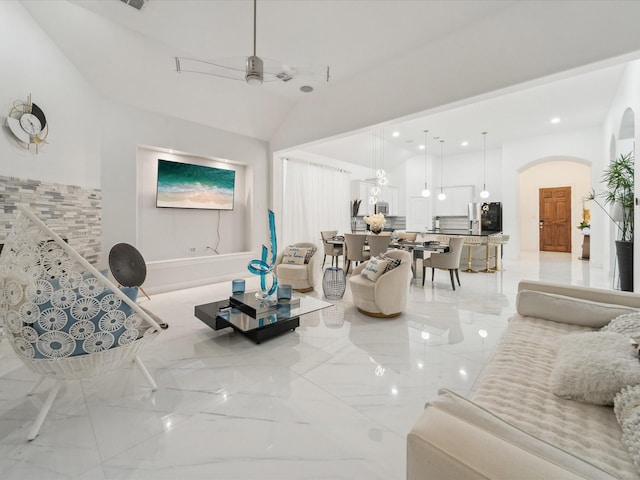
[375, 202, 389, 215]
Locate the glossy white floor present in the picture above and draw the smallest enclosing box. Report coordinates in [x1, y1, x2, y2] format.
[0, 251, 614, 479]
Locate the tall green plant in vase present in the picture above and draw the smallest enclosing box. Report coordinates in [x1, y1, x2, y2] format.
[587, 152, 634, 291]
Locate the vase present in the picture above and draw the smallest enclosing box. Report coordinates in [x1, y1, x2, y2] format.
[370, 227, 382, 235]
[616, 240, 633, 292]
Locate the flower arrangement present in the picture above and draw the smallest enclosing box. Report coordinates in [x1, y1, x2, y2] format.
[577, 208, 590, 231]
[363, 213, 386, 233]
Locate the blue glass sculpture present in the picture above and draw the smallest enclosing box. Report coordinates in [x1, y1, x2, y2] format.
[248, 210, 278, 299]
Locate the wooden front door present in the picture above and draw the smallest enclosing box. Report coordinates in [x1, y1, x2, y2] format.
[539, 186, 572, 252]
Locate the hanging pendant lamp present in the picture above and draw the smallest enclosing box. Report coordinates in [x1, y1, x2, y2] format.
[480, 131, 490, 199]
[421, 130, 431, 197]
[369, 130, 379, 205]
[437, 140, 446, 201]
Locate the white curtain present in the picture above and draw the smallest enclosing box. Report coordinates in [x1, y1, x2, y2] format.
[282, 158, 351, 248]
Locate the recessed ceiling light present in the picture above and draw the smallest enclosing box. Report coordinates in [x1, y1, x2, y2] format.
[300, 85, 314, 93]
[392, 131, 400, 137]
[550, 117, 561, 124]
[418, 145, 425, 150]
[461, 141, 469, 147]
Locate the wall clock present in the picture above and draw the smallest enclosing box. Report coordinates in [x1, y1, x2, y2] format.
[7, 94, 48, 153]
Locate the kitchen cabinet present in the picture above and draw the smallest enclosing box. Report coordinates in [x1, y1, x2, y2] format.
[434, 185, 474, 216]
[351, 181, 399, 216]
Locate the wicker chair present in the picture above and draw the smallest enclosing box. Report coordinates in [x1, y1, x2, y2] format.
[0, 205, 163, 440]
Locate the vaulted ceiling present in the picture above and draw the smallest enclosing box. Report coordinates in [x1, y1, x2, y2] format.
[22, 0, 640, 165]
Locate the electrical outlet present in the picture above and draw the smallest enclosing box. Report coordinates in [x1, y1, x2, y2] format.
[189, 247, 196, 252]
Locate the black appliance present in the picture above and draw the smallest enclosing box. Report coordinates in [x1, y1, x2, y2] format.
[481, 202, 502, 233]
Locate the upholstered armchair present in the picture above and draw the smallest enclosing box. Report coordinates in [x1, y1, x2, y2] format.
[349, 249, 412, 318]
[275, 242, 319, 292]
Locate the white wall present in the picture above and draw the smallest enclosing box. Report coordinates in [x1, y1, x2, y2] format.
[101, 102, 269, 293]
[137, 148, 248, 261]
[0, 2, 270, 294]
[602, 60, 640, 290]
[502, 127, 603, 262]
[0, 1, 101, 188]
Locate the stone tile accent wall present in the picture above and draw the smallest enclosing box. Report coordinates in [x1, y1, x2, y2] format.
[0, 176, 102, 265]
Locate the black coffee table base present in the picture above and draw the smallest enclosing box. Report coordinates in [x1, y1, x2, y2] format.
[224, 316, 299, 344]
[194, 300, 299, 344]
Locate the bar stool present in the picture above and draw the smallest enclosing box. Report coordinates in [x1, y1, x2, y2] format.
[481, 235, 497, 274]
[490, 234, 509, 271]
[462, 236, 482, 273]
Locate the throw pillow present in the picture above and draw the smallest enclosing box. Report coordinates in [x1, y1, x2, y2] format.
[304, 246, 317, 264]
[614, 385, 640, 470]
[550, 331, 640, 405]
[602, 311, 640, 340]
[361, 258, 389, 282]
[282, 246, 308, 265]
[378, 253, 401, 273]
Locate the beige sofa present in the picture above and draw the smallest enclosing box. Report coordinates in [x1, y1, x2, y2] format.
[407, 280, 640, 480]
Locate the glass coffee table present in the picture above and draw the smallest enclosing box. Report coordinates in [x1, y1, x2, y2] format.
[194, 291, 332, 344]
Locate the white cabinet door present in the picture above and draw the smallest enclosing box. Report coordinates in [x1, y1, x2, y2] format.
[434, 186, 473, 216]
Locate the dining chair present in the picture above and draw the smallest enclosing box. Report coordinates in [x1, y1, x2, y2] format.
[422, 237, 465, 290]
[344, 233, 370, 274]
[367, 233, 392, 258]
[320, 230, 342, 267]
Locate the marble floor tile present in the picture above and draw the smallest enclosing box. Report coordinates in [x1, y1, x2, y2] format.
[0, 252, 615, 478]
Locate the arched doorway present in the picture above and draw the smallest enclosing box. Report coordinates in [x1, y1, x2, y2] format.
[518, 158, 591, 254]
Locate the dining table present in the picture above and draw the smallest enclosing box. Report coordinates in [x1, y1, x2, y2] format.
[326, 235, 450, 276]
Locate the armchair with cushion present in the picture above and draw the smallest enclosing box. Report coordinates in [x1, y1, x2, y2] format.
[349, 249, 412, 318]
[275, 242, 319, 292]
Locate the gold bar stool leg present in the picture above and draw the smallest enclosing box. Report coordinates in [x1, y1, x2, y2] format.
[480, 242, 495, 273]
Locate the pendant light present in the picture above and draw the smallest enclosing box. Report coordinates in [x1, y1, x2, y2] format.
[437, 139, 446, 201]
[377, 128, 388, 186]
[369, 130, 379, 205]
[421, 130, 431, 197]
[479, 131, 490, 199]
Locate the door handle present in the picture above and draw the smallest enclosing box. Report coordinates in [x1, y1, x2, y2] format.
[539, 221, 544, 229]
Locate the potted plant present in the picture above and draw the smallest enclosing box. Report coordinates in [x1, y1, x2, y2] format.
[587, 152, 634, 291]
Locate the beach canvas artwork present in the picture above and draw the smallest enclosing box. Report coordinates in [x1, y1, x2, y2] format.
[156, 159, 235, 210]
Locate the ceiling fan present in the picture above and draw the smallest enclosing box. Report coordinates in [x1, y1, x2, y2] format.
[175, 0, 329, 88]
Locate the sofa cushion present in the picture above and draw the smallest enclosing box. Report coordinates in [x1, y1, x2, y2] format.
[550, 331, 640, 405]
[418, 389, 618, 480]
[615, 385, 640, 470]
[602, 312, 640, 340]
[275, 264, 309, 281]
[349, 274, 375, 302]
[361, 257, 389, 282]
[281, 246, 308, 265]
[472, 314, 637, 479]
[517, 290, 638, 327]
